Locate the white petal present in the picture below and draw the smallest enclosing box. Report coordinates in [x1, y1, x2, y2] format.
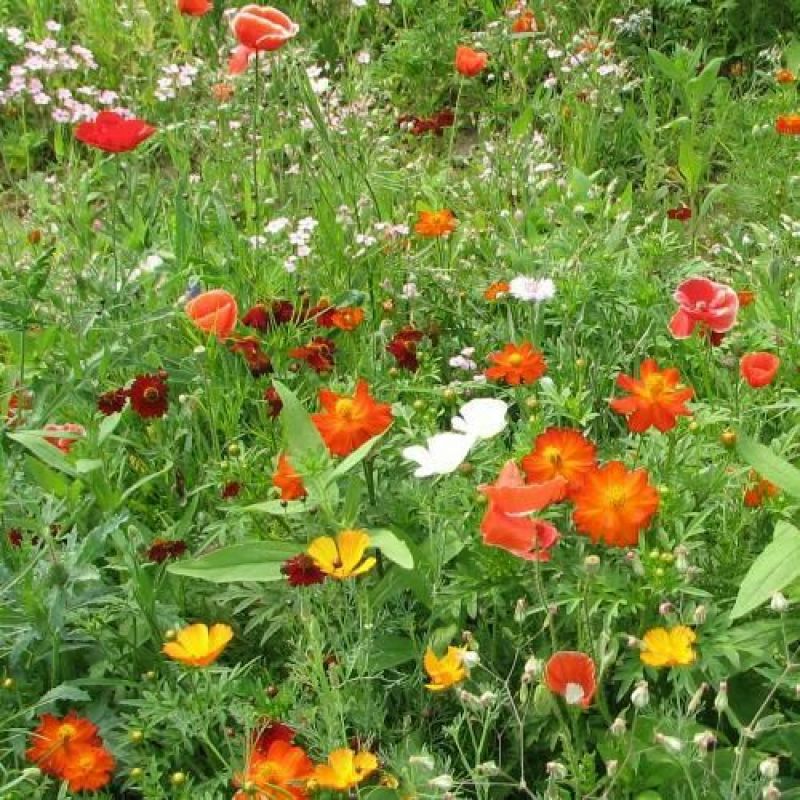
[564, 682, 585, 705]
[402, 433, 476, 477]
[451, 398, 508, 439]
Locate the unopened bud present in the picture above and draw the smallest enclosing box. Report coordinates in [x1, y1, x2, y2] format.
[514, 597, 527, 623]
[763, 782, 781, 800]
[478, 691, 497, 707]
[674, 545, 689, 573]
[584, 554, 601, 574]
[659, 601, 674, 616]
[409, 755, 435, 771]
[428, 774, 454, 791]
[461, 650, 480, 669]
[714, 681, 728, 713]
[626, 551, 645, 576]
[770, 592, 789, 613]
[609, 716, 627, 737]
[523, 655, 543, 681]
[687, 683, 708, 714]
[631, 680, 650, 709]
[476, 761, 499, 776]
[693, 731, 717, 754]
[546, 761, 567, 780]
[693, 604, 707, 624]
[655, 732, 683, 753]
[760, 758, 780, 780]
[606, 760, 618, 776]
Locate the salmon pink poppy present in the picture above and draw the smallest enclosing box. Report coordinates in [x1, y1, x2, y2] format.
[186, 289, 238, 338]
[455, 46, 488, 77]
[776, 114, 800, 135]
[75, 111, 156, 153]
[740, 352, 780, 388]
[668, 277, 739, 340]
[43, 423, 86, 454]
[229, 5, 299, 74]
[177, 0, 212, 15]
[544, 651, 597, 708]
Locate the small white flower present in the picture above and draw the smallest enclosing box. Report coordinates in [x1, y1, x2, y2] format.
[451, 398, 508, 440]
[402, 432, 476, 478]
[509, 275, 556, 302]
[461, 650, 480, 668]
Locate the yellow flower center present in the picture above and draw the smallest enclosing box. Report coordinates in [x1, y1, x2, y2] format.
[58, 723, 77, 743]
[334, 398, 355, 419]
[508, 353, 523, 366]
[543, 447, 563, 468]
[605, 484, 629, 509]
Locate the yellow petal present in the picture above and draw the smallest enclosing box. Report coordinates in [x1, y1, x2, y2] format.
[177, 623, 209, 657]
[337, 530, 370, 573]
[208, 623, 233, 652]
[348, 556, 377, 578]
[307, 536, 338, 573]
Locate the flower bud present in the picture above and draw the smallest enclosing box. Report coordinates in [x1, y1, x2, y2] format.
[687, 683, 708, 715]
[478, 691, 497, 707]
[655, 732, 683, 753]
[514, 597, 527, 623]
[546, 761, 567, 780]
[606, 760, 618, 777]
[631, 680, 649, 709]
[693, 605, 707, 624]
[770, 592, 789, 613]
[429, 774, 454, 791]
[461, 650, 480, 669]
[170, 771, 186, 786]
[693, 731, 717, 754]
[763, 783, 781, 800]
[609, 717, 627, 737]
[130, 767, 144, 780]
[760, 758, 780, 780]
[476, 761, 499, 776]
[659, 601, 674, 616]
[584, 554, 601, 574]
[409, 754, 435, 771]
[523, 655, 543, 681]
[714, 681, 728, 713]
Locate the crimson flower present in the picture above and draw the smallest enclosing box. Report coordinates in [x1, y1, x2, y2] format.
[222, 481, 242, 499]
[242, 300, 296, 330]
[7, 528, 23, 548]
[229, 336, 273, 376]
[97, 388, 128, 416]
[75, 111, 156, 153]
[264, 387, 283, 418]
[128, 372, 169, 419]
[387, 327, 424, 371]
[281, 553, 326, 587]
[289, 337, 336, 373]
[147, 538, 188, 563]
[667, 205, 692, 222]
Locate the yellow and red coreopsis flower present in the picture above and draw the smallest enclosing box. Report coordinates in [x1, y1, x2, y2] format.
[311, 380, 393, 457]
[521, 427, 597, 496]
[312, 748, 379, 791]
[424, 646, 469, 691]
[162, 622, 233, 667]
[414, 209, 457, 238]
[485, 342, 547, 385]
[609, 359, 693, 433]
[307, 530, 376, 579]
[572, 461, 659, 547]
[640, 625, 697, 668]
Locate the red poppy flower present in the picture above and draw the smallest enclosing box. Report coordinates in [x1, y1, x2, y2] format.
[387, 327, 424, 371]
[97, 388, 128, 416]
[128, 373, 169, 419]
[455, 45, 488, 77]
[610, 359, 693, 433]
[290, 337, 336, 374]
[740, 352, 780, 388]
[667, 205, 692, 222]
[668, 277, 739, 340]
[186, 289, 238, 338]
[264, 387, 283, 417]
[544, 651, 597, 708]
[177, 0, 212, 15]
[737, 289, 756, 307]
[147, 538, 188, 563]
[478, 461, 566, 561]
[281, 553, 326, 587]
[273, 453, 307, 501]
[74, 111, 156, 153]
[229, 5, 299, 74]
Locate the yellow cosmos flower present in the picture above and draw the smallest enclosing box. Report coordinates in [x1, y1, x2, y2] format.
[640, 625, 697, 668]
[424, 646, 468, 691]
[312, 748, 379, 791]
[162, 623, 233, 667]
[307, 529, 376, 580]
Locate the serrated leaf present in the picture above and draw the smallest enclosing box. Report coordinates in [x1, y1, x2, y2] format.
[35, 684, 91, 707]
[167, 541, 302, 583]
[737, 435, 800, 499]
[369, 529, 414, 569]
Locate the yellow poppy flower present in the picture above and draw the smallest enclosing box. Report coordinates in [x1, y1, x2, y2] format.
[640, 625, 697, 668]
[307, 530, 376, 580]
[424, 646, 468, 691]
[162, 623, 233, 667]
[312, 748, 379, 790]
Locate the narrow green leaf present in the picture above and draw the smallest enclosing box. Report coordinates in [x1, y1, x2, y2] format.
[737, 435, 800, 499]
[98, 412, 122, 444]
[273, 380, 328, 464]
[7, 431, 77, 477]
[368, 635, 417, 671]
[167, 541, 302, 583]
[369, 529, 414, 570]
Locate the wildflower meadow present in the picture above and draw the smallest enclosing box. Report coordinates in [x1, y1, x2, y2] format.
[3, 1, 800, 798]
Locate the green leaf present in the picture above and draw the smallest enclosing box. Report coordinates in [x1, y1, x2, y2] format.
[98, 412, 122, 444]
[328, 434, 384, 481]
[24, 456, 72, 497]
[167, 541, 302, 583]
[241, 499, 312, 515]
[35, 684, 91, 707]
[511, 105, 534, 139]
[273, 381, 328, 465]
[368, 635, 417, 671]
[369, 529, 414, 570]
[731, 522, 800, 620]
[7, 431, 77, 477]
[737, 435, 800, 499]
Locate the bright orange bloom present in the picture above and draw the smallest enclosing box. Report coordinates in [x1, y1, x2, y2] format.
[312, 380, 393, 457]
[737, 289, 756, 307]
[572, 461, 659, 547]
[485, 342, 547, 385]
[330, 307, 365, 331]
[414, 209, 458, 238]
[484, 281, 510, 301]
[273, 453, 307, 501]
[455, 45, 488, 77]
[744, 471, 780, 508]
[544, 651, 596, 708]
[424, 646, 468, 691]
[312, 748, 378, 791]
[640, 626, 697, 668]
[776, 68, 796, 84]
[26, 712, 101, 775]
[521, 428, 597, 496]
[609, 359, 693, 433]
[186, 289, 238, 338]
[776, 114, 800, 135]
[61, 745, 115, 792]
[233, 739, 313, 800]
[177, 0, 212, 15]
[162, 622, 233, 667]
[740, 352, 780, 388]
[511, 10, 538, 33]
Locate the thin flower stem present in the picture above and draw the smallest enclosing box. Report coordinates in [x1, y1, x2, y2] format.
[251, 51, 261, 234]
[533, 557, 558, 650]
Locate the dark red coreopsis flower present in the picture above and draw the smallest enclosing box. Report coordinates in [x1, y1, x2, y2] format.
[281, 553, 326, 587]
[399, 109, 455, 136]
[222, 481, 242, 500]
[75, 111, 156, 153]
[289, 337, 336, 374]
[229, 336, 273, 377]
[147, 538, 188, 563]
[253, 721, 296, 754]
[7, 528, 23, 548]
[667, 205, 692, 222]
[128, 373, 169, 419]
[242, 300, 297, 331]
[387, 327, 424, 371]
[308, 301, 337, 328]
[97, 388, 128, 416]
[264, 387, 283, 418]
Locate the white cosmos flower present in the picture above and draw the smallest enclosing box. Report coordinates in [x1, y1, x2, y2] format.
[402, 432, 476, 478]
[451, 398, 508, 440]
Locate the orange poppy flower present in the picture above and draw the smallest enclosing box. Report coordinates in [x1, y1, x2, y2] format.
[572, 461, 659, 547]
[330, 307, 365, 331]
[61, 745, 115, 793]
[233, 738, 313, 800]
[609, 359, 693, 433]
[521, 427, 597, 496]
[455, 45, 488, 77]
[485, 342, 547, 385]
[232, 5, 299, 50]
[484, 281, 510, 300]
[414, 209, 458, 238]
[740, 352, 780, 388]
[186, 289, 238, 338]
[776, 114, 800, 135]
[273, 453, 307, 501]
[776, 68, 796, 84]
[544, 651, 596, 708]
[26, 712, 101, 775]
[177, 0, 212, 15]
[511, 10, 538, 33]
[311, 380, 393, 456]
[162, 622, 233, 667]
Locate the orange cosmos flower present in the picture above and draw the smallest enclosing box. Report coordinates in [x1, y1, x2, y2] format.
[60, 745, 115, 793]
[609, 359, 693, 433]
[521, 427, 597, 496]
[273, 453, 307, 501]
[26, 712, 102, 776]
[233, 738, 313, 800]
[186, 289, 238, 338]
[776, 68, 796, 84]
[162, 622, 233, 667]
[484, 280, 510, 300]
[744, 472, 780, 508]
[776, 114, 800, 135]
[330, 307, 365, 331]
[544, 651, 596, 708]
[572, 461, 659, 547]
[311, 380, 393, 457]
[312, 748, 379, 791]
[455, 45, 489, 77]
[485, 342, 547, 385]
[414, 209, 457, 237]
[737, 289, 756, 307]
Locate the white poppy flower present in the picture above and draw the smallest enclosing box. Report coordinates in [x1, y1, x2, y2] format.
[402, 432, 476, 478]
[451, 398, 508, 440]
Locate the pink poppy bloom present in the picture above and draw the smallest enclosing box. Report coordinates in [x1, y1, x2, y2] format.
[44, 423, 86, 454]
[668, 277, 739, 340]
